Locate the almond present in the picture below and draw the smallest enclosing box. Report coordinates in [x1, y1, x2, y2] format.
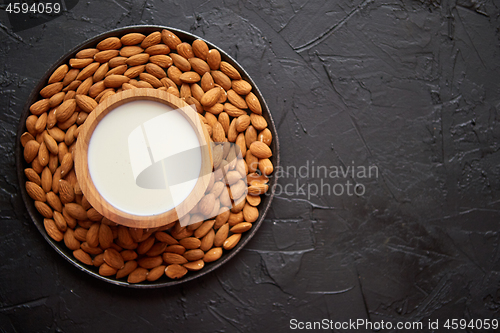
[58, 179, 75, 204]
[259, 158, 274, 175]
[145, 44, 170, 55]
[99, 223, 113, 249]
[179, 237, 201, 250]
[212, 122, 225, 142]
[249, 141, 272, 159]
[170, 53, 191, 72]
[120, 250, 138, 261]
[64, 203, 87, 220]
[137, 237, 155, 254]
[104, 248, 125, 269]
[126, 53, 150, 66]
[163, 252, 188, 265]
[26, 181, 46, 202]
[116, 260, 138, 279]
[231, 222, 253, 233]
[30, 99, 50, 115]
[97, 37, 122, 50]
[243, 203, 259, 222]
[99, 263, 118, 277]
[73, 249, 93, 265]
[224, 103, 246, 118]
[167, 66, 183, 86]
[210, 70, 231, 90]
[48, 64, 69, 84]
[60, 152, 73, 177]
[207, 49, 221, 70]
[203, 247, 223, 262]
[145, 63, 167, 78]
[147, 265, 166, 282]
[183, 259, 204, 271]
[199, 229, 215, 252]
[200, 87, 220, 107]
[35, 201, 53, 218]
[248, 183, 269, 196]
[108, 57, 127, 68]
[214, 223, 229, 247]
[227, 89, 248, 109]
[176, 42, 194, 59]
[155, 231, 179, 245]
[220, 61, 241, 80]
[139, 72, 162, 88]
[141, 31, 161, 48]
[75, 95, 97, 113]
[246, 92, 262, 115]
[179, 71, 201, 83]
[165, 245, 186, 255]
[150, 55, 173, 68]
[192, 39, 209, 60]
[40, 82, 63, 99]
[232, 79, 252, 95]
[76, 62, 100, 81]
[246, 194, 261, 207]
[63, 228, 80, 250]
[165, 264, 188, 279]
[94, 49, 119, 63]
[145, 242, 167, 257]
[106, 64, 127, 76]
[55, 99, 76, 123]
[44, 218, 63, 241]
[75, 48, 98, 59]
[121, 33, 146, 45]
[104, 75, 130, 88]
[223, 233, 241, 250]
[120, 45, 144, 57]
[201, 72, 214, 92]
[161, 29, 181, 50]
[189, 57, 210, 75]
[86, 223, 100, 247]
[24, 168, 41, 185]
[70, 58, 93, 68]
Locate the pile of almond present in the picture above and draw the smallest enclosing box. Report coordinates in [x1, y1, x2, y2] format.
[21, 29, 274, 284]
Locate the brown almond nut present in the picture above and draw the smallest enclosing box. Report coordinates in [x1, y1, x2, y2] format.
[60, 152, 73, 177]
[163, 252, 188, 265]
[185, 96, 203, 113]
[207, 49, 221, 70]
[236, 115, 251, 133]
[179, 71, 201, 84]
[106, 64, 128, 76]
[193, 220, 216, 239]
[223, 103, 246, 118]
[75, 48, 99, 59]
[147, 265, 166, 282]
[246, 92, 262, 115]
[87, 208, 103, 222]
[97, 37, 122, 50]
[145, 44, 170, 55]
[165, 264, 188, 279]
[228, 211, 244, 226]
[250, 113, 268, 131]
[86, 223, 100, 247]
[141, 31, 162, 48]
[26, 115, 37, 136]
[214, 209, 230, 229]
[220, 61, 242, 80]
[103, 248, 125, 269]
[108, 57, 127, 68]
[63, 229, 80, 251]
[259, 158, 274, 175]
[62, 207, 77, 228]
[44, 131, 60, 153]
[212, 122, 225, 142]
[145, 63, 167, 78]
[231, 222, 253, 233]
[116, 260, 138, 279]
[24, 168, 41, 185]
[232, 79, 252, 95]
[49, 91, 65, 108]
[200, 87, 221, 107]
[51, 168, 62, 193]
[137, 237, 155, 255]
[44, 218, 63, 241]
[236, 133, 247, 158]
[201, 72, 214, 92]
[34, 113, 47, 133]
[64, 203, 87, 220]
[120, 250, 138, 261]
[75, 95, 98, 113]
[179, 237, 201, 250]
[183, 259, 205, 271]
[145, 242, 168, 257]
[48, 64, 69, 84]
[37, 142, 49, 166]
[243, 203, 259, 222]
[214, 223, 229, 247]
[189, 83, 203, 101]
[205, 103, 224, 116]
[81, 242, 103, 255]
[150, 55, 173, 68]
[218, 112, 230, 135]
[138, 256, 163, 269]
[104, 75, 130, 88]
[170, 53, 191, 72]
[139, 72, 162, 88]
[26, 181, 46, 202]
[121, 32, 146, 45]
[180, 83, 191, 98]
[167, 66, 183, 86]
[199, 229, 215, 252]
[63, 80, 82, 93]
[246, 194, 261, 207]
[47, 192, 63, 212]
[258, 128, 272, 146]
[62, 69, 79, 87]
[40, 82, 63, 99]
[35, 201, 53, 218]
[74, 227, 88, 242]
[73, 249, 93, 265]
[64, 124, 76, 146]
[165, 244, 186, 255]
[161, 29, 181, 50]
[227, 89, 248, 109]
[155, 231, 179, 245]
[126, 53, 150, 66]
[189, 57, 210, 76]
[177, 42, 194, 59]
[76, 62, 100, 81]
[120, 45, 144, 57]
[249, 141, 272, 159]
[223, 233, 242, 250]
[30, 99, 50, 116]
[210, 70, 231, 90]
[55, 99, 75, 123]
[99, 223, 113, 249]
[69, 58, 93, 68]
[99, 263, 118, 277]
[88, 81, 106, 98]
[94, 49, 119, 63]
[59, 179, 75, 204]
[192, 39, 209, 60]
[203, 247, 223, 263]
[92, 253, 105, 266]
[248, 183, 269, 196]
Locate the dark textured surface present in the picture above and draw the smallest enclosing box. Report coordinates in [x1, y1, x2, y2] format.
[1, 0, 500, 332]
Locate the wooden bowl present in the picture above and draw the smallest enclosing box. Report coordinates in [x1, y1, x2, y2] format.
[75, 89, 213, 229]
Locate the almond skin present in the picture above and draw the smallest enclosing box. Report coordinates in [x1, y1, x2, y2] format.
[249, 141, 272, 159]
[192, 39, 209, 60]
[121, 33, 146, 45]
[203, 247, 223, 263]
[103, 248, 125, 270]
[200, 87, 221, 107]
[220, 61, 241, 80]
[73, 249, 93, 265]
[116, 260, 138, 279]
[161, 29, 181, 50]
[26, 181, 46, 202]
[223, 233, 242, 250]
[183, 259, 205, 271]
[207, 49, 221, 70]
[44, 218, 63, 241]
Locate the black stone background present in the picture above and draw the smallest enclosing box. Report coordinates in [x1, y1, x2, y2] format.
[1, 0, 500, 332]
